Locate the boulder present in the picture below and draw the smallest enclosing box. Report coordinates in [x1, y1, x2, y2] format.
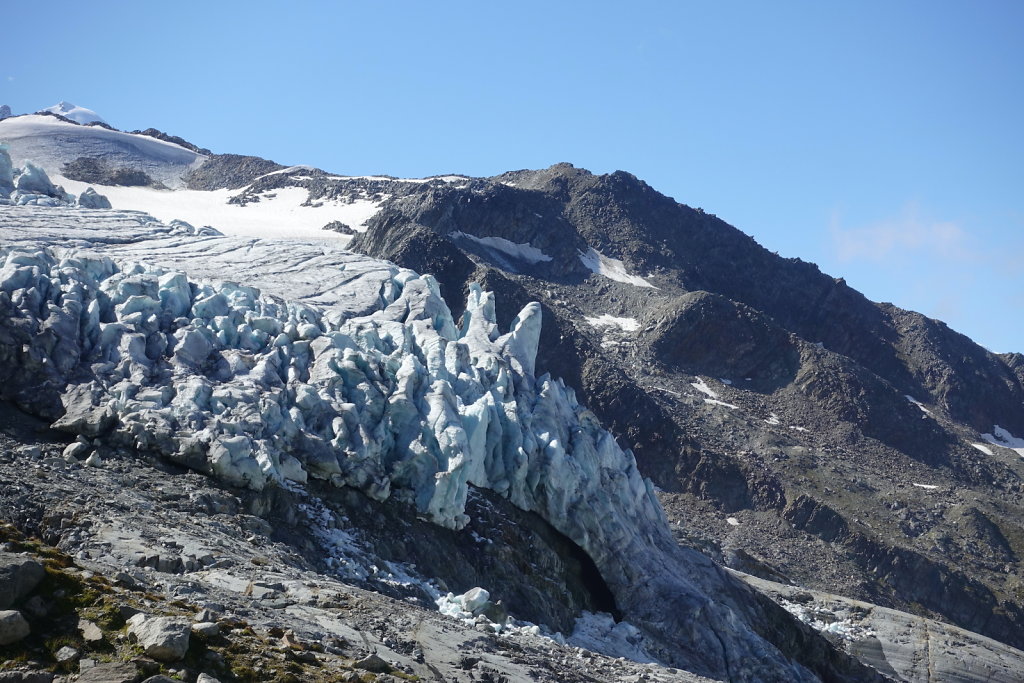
[0, 610, 30, 645]
[126, 613, 190, 662]
[63, 441, 90, 460]
[55, 646, 79, 663]
[0, 553, 45, 609]
[354, 653, 392, 673]
[191, 621, 219, 637]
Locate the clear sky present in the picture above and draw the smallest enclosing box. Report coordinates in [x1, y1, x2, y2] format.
[3, 1, 1022, 352]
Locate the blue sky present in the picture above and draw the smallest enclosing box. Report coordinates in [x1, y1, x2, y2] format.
[3, 1, 1022, 352]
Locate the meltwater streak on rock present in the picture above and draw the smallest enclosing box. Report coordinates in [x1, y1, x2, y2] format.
[0, 205, 873, 681]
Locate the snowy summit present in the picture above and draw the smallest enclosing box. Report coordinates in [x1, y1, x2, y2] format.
[42, 101, 107, 125]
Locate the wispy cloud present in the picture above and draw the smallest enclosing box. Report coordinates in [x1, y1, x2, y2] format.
[830, 203, 973, 263]
[6, 76, 13, 82]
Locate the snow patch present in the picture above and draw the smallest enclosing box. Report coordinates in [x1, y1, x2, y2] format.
[585, 315, 640, 332]
[905, 395, 933, 416]
[328, 174, 468, 184]
[981, 425, 1024, 457]
[690, 378, 719, 400]
[912, 483, 939, 491]
[970, 443, 995, 456]
[577, 247, 657, 289]
[765, 413, 781, 426]
[451, 231, 553, 265]
[691, 378, 738, 409]
[704, 398, 740, 409]
[53, 176, 383, 241]
[251, 165, 317, 182]
[726, 517, 740, 526]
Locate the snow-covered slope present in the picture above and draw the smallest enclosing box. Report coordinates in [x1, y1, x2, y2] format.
[51, 177, 381, 242]
[0, 114, 204, 188]
[0, 114, 393, 240]
[41, 101, 107, 125]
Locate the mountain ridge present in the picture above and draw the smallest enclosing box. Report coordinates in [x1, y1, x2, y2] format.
[2, 111, 1023, 681]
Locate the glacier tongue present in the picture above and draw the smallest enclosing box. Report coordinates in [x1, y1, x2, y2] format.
[0, 205, 663, 540]
[0, 205, 821, 681]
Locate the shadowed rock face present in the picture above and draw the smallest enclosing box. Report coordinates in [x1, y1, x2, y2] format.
[646, 291, 802, 392]
[349, 162, 1024, 652]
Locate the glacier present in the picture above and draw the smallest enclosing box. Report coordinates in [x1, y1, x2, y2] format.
[0, 204, 830, 681]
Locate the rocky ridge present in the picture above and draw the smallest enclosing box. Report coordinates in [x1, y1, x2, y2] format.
[347, 162, 1024, 652]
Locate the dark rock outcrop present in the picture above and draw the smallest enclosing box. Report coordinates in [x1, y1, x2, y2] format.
[184, 154, 285, 190]
[129, 128, 211, 155]
[61, 157, 158, 187]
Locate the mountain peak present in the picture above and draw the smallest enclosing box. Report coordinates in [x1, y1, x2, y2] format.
[41, 101, 106, 125]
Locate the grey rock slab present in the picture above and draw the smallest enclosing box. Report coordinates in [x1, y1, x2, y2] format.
[191, 621, 219, 637]
[0, 609, 31, 645]
[126, 613, 191, 662]
[0, 672, 55, 683]
[78, 617, 104, 642]
[738, 570, 1024, 683]
[55, 645, 79, 663]
[0, 552, 45, 608]
[75, 662, 139, 683]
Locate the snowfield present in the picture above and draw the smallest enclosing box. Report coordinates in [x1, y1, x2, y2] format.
[0, 114, 205, 188]
[0, 115, 394, 240]
[52, 176, 381, 242]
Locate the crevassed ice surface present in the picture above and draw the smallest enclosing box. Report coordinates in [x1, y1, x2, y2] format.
[0, 205, 817, 682]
